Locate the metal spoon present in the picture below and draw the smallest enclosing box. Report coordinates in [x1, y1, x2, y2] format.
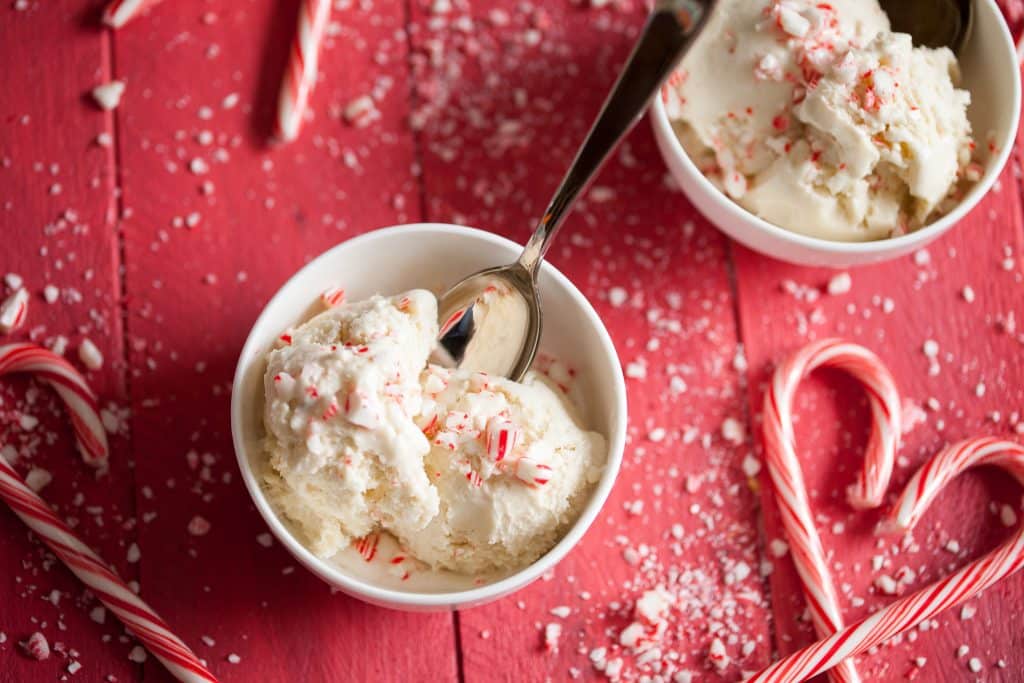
[435, 0, 715, 381]
[880, 0, 973, 53]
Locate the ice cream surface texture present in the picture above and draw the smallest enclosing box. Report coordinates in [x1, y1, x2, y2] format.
[666, 0, 975, 241]
[263, 290, 606, 574]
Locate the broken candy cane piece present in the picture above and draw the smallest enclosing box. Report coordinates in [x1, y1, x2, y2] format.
[343, 95, 379, 128]
[274, 0, 332, 142]
[102, 0, 165, 28]
[515, 457, 552, 487]
[484, 417, 520, 462]
[544, 623, 561, 653]
[416, 398, 440, 434]
[0, 288, 29, 333]
[78, 338, 104, 371]
[354, 533, 379, 562]
[91, 81, 126, 110]
[708, 637, 729, 671]
[320, 287, 345, 308]
[23, 631, 50, 661]
[344, 389, 379, 429]
[774, 3, 810, 37]
[320, 399, 339, 421]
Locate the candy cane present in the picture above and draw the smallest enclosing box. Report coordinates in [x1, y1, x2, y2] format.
[747, 438, 1024, 683]
[0, 344, 217, 683]
[0, 344, 108, 467]
[763, 339, 902, 683]
[101, 0, 166, 28]
[274, 0, 332, 143]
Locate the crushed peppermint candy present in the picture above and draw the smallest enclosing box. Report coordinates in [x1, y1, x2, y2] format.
[78, 338, 104, 370]
[0, 287, 29, 332]
[91, 80, 126, 110]
[188, 515, 212, 536]
[22, 631, 50, 660]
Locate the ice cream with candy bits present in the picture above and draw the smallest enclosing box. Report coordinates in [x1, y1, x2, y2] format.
[262, 290, 606, 573]
[400, 366, 605, 574]
[263, 290, 440, 557]
[665, 0, 975, 241]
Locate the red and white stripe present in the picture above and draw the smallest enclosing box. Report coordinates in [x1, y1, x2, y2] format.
[762, 339, 901, 683]
[0, 287, 29, 332]
[0, 344, 216, 683]
[355, 533, 380, 562]
[320, 286, 345, 308]
[484, 417, 520, 462]
[101, 0, 166, 28]
[0, 344, 108, 467]
[748, 438, 1024, 683]
[274, 0, 332, 143]
[515, 457, 552, 487]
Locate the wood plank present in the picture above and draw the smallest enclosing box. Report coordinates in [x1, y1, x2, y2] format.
[408, 2, 773, 680]
[734, 156, 1024, 681]
[0, 3, 139, 681]
[112, 1, 456, 680]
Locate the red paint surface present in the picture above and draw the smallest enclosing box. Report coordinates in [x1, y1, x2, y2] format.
[1, 1, 1023, 681]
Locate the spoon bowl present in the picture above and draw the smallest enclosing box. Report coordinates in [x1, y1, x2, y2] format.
[880, 0, 973, 52]
[434, 264, 541, 381]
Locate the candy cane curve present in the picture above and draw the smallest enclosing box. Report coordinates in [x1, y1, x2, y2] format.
[763, 339, 902, 683]
[0, 344, 217, 683]
[746, 438, 1024, 683]
[0, 343, 108, 467]
[101, 0, 166, 29]
[274, 0, 332, 143]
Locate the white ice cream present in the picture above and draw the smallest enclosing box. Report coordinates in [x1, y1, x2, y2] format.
[666, 0, 975, 241]
[263, 290, 605, 574]
[404, 366, 605, 574]
[263, 291, 438, 557]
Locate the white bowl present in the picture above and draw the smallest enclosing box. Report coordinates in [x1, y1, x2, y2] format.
[231, 224, 628, 611]
[651, 0, 1021, 267]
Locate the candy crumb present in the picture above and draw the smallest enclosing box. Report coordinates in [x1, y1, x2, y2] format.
[91, 81, 126, 110]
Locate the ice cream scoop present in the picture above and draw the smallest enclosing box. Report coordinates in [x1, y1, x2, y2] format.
[436, 0, 715, 381]
[880, 0, 972, 53]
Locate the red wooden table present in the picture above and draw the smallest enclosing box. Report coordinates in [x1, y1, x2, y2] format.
[3, 2, 1024, 681]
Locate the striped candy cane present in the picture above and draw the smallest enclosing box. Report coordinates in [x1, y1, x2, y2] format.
[748, 438, 1024, 683]
[274, 0, 332, 143]
[101, 0, 166, 28]
[763, 339, 902, 683]
[0, 344, 108, 467]
[0, 344, 217, 683]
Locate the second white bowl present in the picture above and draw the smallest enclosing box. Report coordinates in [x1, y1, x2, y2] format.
[651, 0, 1021, 267]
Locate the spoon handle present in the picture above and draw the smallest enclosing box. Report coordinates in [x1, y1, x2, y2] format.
[517, 0, 715, 275]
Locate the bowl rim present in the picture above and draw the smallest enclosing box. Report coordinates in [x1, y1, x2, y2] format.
[231, 223, 629, 609]
[648, 0, 1022, 257]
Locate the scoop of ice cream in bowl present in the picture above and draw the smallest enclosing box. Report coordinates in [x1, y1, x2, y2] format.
[651, 0, 1021, 266]
[231, 224, 627, 611]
